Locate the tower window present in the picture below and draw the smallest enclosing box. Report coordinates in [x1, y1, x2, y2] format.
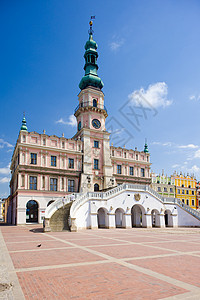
[141, 168, 145, 177]
[94, 159, 99, 170]
[94, 140, 99, 148]
[91, 55, 95, 64]
[68, 158, 74, 169]
[93, 99, 97, 107]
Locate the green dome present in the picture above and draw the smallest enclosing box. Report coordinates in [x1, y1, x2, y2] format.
[79, 23, 103, 91]
[20, 116, 28, 131]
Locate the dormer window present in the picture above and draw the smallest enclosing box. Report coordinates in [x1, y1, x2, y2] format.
[93, 99, 97, 107]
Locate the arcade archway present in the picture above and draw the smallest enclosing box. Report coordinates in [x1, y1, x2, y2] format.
[26, 200, 38, 223]
[115, 208, 125, 228]
[97, 208, 108, 228]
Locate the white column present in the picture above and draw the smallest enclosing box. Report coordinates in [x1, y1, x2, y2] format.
[90, 213, 98, 229]
[124, 213, 132, 228]
[145, 214, 152, 228]
[108, 213, 115, 228]
[159, 213, 165, 228]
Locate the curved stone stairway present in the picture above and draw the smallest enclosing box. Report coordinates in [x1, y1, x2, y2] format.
[49, 202, 72, 232]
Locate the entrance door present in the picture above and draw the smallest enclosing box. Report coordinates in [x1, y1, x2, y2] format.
[26, 200, 38, 223]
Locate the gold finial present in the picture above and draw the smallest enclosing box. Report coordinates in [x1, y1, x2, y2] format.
[89, 20, 93, 26]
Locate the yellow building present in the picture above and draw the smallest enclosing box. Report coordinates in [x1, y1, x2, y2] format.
[173, 172, 197, 209]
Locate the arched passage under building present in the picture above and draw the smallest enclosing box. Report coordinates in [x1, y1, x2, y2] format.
[26, 200, 38, 223]
[115, 208, 125, 228]
[131, 204, 146, 227]
[97, 208, 109, 228]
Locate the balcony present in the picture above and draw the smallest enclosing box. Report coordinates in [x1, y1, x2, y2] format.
[74, 101, 107, 114]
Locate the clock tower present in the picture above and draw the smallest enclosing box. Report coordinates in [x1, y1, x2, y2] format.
[74, 20, 115, 192]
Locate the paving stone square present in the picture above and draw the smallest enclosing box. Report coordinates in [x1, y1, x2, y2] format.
[1, 225, 200, 299]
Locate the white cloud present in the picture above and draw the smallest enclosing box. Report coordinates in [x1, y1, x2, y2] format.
[178, 144, 198, 149]
[194, 149, 200, 158]
[188, 165, 200, 174]
[152, 141, 172, 147]
[0, 177, 10, 183]
[0, 164, 10, 175]
[109, 38, 124, 52]
[128, 82, 172, 109]
[189, 94, 200, 101]
[56, 115, 77, 127]
[0, 138, 13, 149]
[172, 164, 180, 168]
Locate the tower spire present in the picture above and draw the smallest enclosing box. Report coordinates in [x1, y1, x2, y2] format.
[20, 113, 28, 131]
[79, 19, 104, 91]
[144, 138, 149, 153]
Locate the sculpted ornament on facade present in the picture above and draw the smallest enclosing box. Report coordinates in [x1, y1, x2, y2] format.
[134, 193, 141, 201]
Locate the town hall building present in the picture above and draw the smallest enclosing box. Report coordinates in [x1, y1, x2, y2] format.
[9, 21, 200, 230]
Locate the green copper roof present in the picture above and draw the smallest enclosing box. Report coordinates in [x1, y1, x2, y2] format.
[79, 21, 104, 91]
[144, 142, 149, 153]
[20, 116, 28, 131]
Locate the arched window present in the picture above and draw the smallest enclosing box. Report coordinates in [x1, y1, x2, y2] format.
[93, 99, 97, 107]
[91, 55, 95, 64]
[94, 183, 99, 191]
[26, 200, 38, 223]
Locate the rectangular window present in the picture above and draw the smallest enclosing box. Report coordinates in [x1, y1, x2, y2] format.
[23, 135, 26, 142]
[42, 176, 45, 189]
[62, 141, 65, 149]
[30, 153, 37, 165]
[192, 191, 194, 195]
[29, 176, 37, 190]
[158, 187, 161, 192]
[94, 159, 99, 170]
[178, 189, 180, 194]
[186, 199, 189, 206]
[21, 175, 25, 187]
[186, 190, 189, 194]
[141, 168, 145, 177]
[192, 200, 195, 206]
[117, 165, 122, 174]
[51, 156, 57, 167]
[68, 158, 74, 169]
[62, 178, 64, 190]
[43, 139, 46, 145]
[50, 178, 57, 191]
[68, 179, 75, 192]
[130, 166, 134, 176]
[94, 141, 99, 148]
[164, 187, 167, 192]
[182, 199, 184, 203]
[170, 188, 173, 193]
[182, 190, 185, 194]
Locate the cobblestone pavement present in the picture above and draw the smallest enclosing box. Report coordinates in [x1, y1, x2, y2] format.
[1, 226, 200, 299]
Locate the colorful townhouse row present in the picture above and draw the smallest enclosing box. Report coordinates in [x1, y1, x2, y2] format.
[151, 171, 199, 209]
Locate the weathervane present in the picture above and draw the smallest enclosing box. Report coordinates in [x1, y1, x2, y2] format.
[89, 16, 95, 35]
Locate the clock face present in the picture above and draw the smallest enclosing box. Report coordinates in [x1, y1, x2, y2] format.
[92, 119, 101, 129]
[78, 121, 81, 131]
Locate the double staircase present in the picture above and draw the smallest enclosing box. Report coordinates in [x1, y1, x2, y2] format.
[44, 183, 200, 232]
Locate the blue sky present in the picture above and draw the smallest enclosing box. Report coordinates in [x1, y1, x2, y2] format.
[1, 0, 200, 197]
